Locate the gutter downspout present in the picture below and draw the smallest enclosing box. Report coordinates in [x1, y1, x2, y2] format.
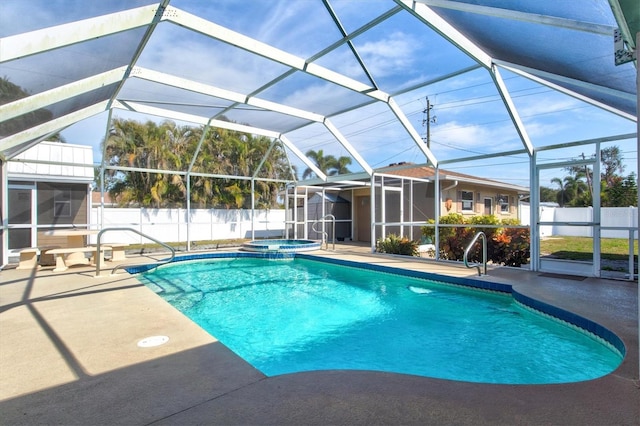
[442, 179, 458, 193]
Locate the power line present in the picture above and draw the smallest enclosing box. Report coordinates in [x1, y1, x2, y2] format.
[422, 97, 436, 148]
[293, 76, 626, 155]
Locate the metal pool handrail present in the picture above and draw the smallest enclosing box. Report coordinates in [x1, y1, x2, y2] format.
[311, 214, 336, 250]
[464, 231, 487, 276]
[95, 227, 175, 276]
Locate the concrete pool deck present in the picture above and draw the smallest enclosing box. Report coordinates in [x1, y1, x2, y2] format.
[1, 244, 638, 425]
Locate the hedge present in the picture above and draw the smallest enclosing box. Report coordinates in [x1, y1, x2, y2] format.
[421, 214, 530, 267]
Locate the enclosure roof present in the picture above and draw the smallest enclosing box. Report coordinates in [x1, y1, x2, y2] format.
[1, 0, 637, 181]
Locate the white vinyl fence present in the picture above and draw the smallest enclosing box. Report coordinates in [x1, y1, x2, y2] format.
[519, 205, 637, 238]
[90, 207, 286, 244]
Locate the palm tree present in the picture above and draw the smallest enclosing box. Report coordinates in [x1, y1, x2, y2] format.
[550, 177, 566, 207]
[562, 174, 589, 206]
[302, 149, 354, 178]
[302, 149, 338, 179]
[106, 119, 193, 207]
[105, 118, 290, 209]
[329, 155, 352, 175]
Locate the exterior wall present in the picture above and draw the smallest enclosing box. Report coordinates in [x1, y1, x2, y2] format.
[397, 181, 434, 221]
[442, 184, 519, 218]
[6, 142, 94, 253]
[348, 181, 522, 243]
[352, 188, 371, 242]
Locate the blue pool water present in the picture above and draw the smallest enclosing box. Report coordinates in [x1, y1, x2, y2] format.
[138, 256, 623, 384]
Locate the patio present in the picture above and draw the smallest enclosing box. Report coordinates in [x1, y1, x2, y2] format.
[1, 245, 637, 425]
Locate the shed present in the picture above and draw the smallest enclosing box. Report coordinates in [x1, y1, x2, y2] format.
[305, 193, 351, 241]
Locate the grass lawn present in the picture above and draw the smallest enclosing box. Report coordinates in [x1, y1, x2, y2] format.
[540, 236, 638, 261]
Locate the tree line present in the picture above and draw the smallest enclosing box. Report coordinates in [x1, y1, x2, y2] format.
[103, 118, 292, 208]
[540, 146, 637, 207]
[101, 118, 352, 209]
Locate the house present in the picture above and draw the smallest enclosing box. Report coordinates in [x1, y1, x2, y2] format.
[5, 142, 94, 258]
[382, 162, 528, 218]
[91, 191, 118, 207]
[288, 162, 529, 243]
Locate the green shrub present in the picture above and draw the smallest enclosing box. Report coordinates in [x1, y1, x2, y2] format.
[421, 213, 466, 258]
[491, 226, 530, 267]
[421, 214, 530, 266]
[376, 234, 419, 256]
[422, 213, 469, 260]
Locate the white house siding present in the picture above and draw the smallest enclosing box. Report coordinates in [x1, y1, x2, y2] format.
[8, 142, 93, 181]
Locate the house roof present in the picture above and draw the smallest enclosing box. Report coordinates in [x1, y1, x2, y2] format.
[91, 191, 117, 205]
[7, 141, 94, 183]
[309, 193, 350, 204]
[1, 0, 636, 184]
[379, 163, 530, 194]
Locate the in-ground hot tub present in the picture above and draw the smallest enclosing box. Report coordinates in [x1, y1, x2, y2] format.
[241, 239, 321, 253]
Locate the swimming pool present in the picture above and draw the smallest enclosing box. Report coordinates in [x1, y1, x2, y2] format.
[136, 253, 624, 384]
[241, 239, 321, 253]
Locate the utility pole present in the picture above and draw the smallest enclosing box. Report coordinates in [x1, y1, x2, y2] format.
[422, 97, 436, 148]
[580, 152, 593, 199]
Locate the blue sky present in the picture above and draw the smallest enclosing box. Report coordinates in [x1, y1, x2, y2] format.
[14, 0, 633, 189]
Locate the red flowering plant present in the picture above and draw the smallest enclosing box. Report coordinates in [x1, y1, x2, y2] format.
[422, 214, 530, 267]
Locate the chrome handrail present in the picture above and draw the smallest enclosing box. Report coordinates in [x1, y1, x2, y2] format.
[95, 227, 176, 276]
[311, 214, 336, 250]
[464, 231, 487, 276]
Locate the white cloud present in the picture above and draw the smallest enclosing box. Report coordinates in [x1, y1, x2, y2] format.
[431, 120, 523, 155]
[516, 96, 581, 117]
[357, 32, 417, 77]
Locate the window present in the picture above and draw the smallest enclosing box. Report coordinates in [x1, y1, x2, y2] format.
[461, 190, 474, 212]
[498, 194, 510, 213]
[54, 188, 71, 217]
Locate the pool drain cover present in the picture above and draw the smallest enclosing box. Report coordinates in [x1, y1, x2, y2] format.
[137, 335, 169, 348]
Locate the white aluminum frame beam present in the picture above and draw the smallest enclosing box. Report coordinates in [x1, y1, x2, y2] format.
[415, 0, 615, 36]
[168, 7, 390, 102]
[0, 5, 159, 61]
[438, 133, 637, 167]
[387, 98, 439, 167]
[117, 104, 299, 181]
[0, 67, 127, 122]
[132, 67, 325, 123]
[252, 139, 278, 179]
[106, 0, 172, 111]
[278, 135, 327, 181]
[395, 0, 493, 69]
[609, 0, 636, 51]
[494, 60, 637, 121]
[491, 65, 534, 156]
[0, 102, 108, 157]
[324, 119, 373, 176]
[114, 101, 328, 182]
